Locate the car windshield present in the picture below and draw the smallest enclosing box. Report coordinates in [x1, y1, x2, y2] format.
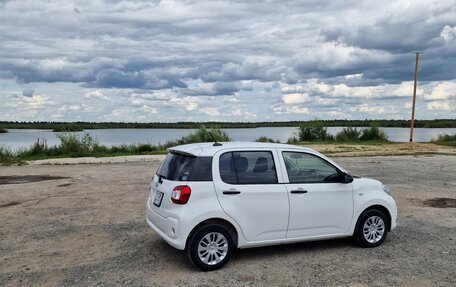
[157, 152, 212, 181]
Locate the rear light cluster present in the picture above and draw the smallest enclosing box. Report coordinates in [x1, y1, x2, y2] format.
[171, 185, 191, 204]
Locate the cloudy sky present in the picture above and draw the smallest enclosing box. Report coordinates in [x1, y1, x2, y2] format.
[1, 0, 455, 122]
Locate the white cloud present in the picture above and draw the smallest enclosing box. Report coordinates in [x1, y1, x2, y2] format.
[283, 93, 310, 104]
[281, 85, 306, 94]
[441, 25, 456, 42]
[283, 80, 429, 101]
[84, 90, 107, 99]
[293, 42, 392, 72]
[231, 108, 243, 116]
[315, 97, 337, 105]
[273, 106, 310, 114]
[424, 82, 456, 100]
[351, 104, 385, 114]
[391, 82, 423, 97]
[332, 84, 378, 98]
[228, 108, 257, 118]
[68, 104, 82, 111]
[316, 83, 331, 94]
[200, 107, 220, 117]
[6, 93, 55, 110]
[427, 101, 451, 111]
[58, 104, 83, 111]
[325, 110, 349, 117]
[345, 74, 363, 79]
[26, 95, 55, 109]
[109, 109, 125, 118]
[140, 105, 157, 114]
[169, 96, 200, 111]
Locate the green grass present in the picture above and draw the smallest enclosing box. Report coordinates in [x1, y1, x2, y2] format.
[255, 136, 280, 143]
[335, 127, 361, 142]
[359, 125, 389, 141]
[0, 147, 25, 165]
[175, 125, 230, 144]
[288, 121, 334, 143]
[431, 133, 456, 147]
[292, 140, 394, 146]
[288, 123, 389, 143]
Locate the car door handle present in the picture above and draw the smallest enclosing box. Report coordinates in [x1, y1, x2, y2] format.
[223, 190, 241, 195]
[290, 190, 308, 194]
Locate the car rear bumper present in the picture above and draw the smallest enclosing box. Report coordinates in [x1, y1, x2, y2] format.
[146, 199, 186, 250]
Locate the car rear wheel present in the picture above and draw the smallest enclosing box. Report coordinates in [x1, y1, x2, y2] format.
[354, 209, 388, 247]
[186, 224, 233, 271]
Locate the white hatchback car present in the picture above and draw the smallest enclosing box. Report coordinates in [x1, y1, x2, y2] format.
[146, 142, 397, 270]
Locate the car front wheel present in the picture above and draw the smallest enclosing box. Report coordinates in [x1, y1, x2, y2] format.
[354, 209, 388, 247]
[186, 224, 233, 271]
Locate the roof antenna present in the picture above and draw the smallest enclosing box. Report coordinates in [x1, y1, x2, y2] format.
[208, 130, 223, 146]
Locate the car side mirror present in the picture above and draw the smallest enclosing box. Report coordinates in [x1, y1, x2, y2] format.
[340, 172, 354, 184]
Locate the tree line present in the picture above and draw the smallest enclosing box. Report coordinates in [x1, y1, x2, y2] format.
[1, 119, 456, 130]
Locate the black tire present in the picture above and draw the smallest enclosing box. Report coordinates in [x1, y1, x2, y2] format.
[353, 209, 388, 247]
[186, 224, 233, 271]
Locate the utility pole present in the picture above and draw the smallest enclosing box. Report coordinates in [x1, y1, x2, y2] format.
[409, 52, 422, 143]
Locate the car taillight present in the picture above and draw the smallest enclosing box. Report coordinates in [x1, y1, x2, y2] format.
[171, 186, 191, 204]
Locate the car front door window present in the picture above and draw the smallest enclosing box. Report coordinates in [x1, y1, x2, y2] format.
[282, 151, 338, 183]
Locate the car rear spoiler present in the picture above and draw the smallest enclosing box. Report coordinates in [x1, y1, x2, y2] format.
[168, 149, 197, 157]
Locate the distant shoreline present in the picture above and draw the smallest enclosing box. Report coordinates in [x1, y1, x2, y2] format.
[1, 119, 456, 129]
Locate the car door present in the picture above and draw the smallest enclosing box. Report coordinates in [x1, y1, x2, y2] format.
[213, 149, 289, 242]
[278, 150, 354, 239]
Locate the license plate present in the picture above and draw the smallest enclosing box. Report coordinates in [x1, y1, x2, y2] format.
[153, 191, 164, 207]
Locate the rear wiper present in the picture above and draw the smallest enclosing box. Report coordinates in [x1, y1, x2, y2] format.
[157, 173, 166, 183]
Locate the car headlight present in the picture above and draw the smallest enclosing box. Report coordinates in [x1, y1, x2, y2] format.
[382, 184, 391, 195]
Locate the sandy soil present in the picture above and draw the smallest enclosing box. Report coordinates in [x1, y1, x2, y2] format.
[26, 155, 165, 166]
[0, 155, 455, 286]
[307, 142, 456, 157]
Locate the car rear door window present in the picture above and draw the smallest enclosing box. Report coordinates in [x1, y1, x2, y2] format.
[219, 152, 238, 184]
[219, 151, 278, 184]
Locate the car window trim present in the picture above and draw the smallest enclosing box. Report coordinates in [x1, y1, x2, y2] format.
[230, 152, 240, 184]
[219, 150, 280, 185]
[281, 150, 343, 184]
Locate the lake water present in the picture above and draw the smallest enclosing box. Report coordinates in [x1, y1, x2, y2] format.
[1, 127, 455, 151]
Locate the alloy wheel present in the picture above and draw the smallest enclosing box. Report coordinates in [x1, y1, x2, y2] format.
[197, 232, 228, 265]
[363, 215, 385, 244]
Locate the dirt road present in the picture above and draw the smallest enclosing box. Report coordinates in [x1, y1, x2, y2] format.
[1, 155, 455, 286]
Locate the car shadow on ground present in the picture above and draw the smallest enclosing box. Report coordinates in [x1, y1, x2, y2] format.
[144, 235, 358, 271]
[234, 237, 354, 260]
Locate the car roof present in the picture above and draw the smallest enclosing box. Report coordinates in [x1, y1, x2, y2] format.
[168, 142, 316, 157]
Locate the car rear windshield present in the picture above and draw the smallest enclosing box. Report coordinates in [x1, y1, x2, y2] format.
[157, 152, 213, 181]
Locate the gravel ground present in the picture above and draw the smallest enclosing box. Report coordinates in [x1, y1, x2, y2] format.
[0, 155, 455, 286]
